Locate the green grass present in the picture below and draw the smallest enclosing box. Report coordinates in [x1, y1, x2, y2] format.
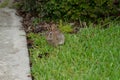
[28, 23, 120, 80]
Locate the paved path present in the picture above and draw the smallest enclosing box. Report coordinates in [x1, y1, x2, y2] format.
[0, 8, 31, 80]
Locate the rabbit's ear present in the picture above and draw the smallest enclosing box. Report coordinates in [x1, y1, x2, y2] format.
[47, 26, 51, 31]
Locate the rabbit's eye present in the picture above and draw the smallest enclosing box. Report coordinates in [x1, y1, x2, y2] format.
[49, 32, 52, 36]
[49, 32, 52, 35]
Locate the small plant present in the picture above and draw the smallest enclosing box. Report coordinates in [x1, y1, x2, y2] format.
[0, 0, 9, 8]
[58, 20, 73, 33]
[32, 18, 41, 26]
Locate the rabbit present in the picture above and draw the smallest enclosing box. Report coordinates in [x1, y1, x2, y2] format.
[46, 24, 65, 46]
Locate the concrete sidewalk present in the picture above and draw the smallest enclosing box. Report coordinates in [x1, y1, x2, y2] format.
[0, 8, 31, 80]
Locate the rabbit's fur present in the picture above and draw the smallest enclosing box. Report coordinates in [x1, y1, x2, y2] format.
[46, 24, 65, 46]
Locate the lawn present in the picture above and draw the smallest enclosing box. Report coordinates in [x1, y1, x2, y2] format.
[28, 23, 120, 80]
